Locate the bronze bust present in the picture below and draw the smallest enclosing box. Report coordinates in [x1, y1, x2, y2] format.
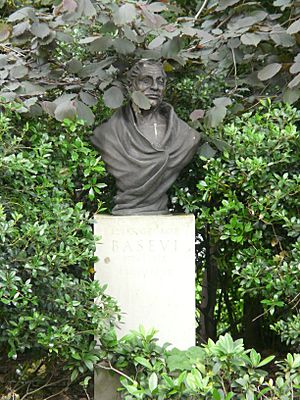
[91, 60, 202, 215]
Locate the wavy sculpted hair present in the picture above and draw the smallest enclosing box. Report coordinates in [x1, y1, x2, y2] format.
[127, 59, 167, 84]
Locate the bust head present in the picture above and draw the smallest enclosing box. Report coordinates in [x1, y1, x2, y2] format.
[128, 60, 167, 108]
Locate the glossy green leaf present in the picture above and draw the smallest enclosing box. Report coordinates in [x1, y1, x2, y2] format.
[134, 356, 152, 369]
[257, 355, 275, 368]
[83, 359, 94, 371]
[149, 372, 158, 392]
[161, 373, 173, 388]
[101, 21, 117, 34]
[70, 369, 79, 382]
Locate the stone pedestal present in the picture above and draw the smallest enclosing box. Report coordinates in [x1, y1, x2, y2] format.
[94, 214, 195, 399]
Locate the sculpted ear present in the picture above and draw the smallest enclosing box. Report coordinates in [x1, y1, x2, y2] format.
[125, 74, 137, 98]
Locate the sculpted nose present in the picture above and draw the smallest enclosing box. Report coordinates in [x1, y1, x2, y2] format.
[152, 80, 159, 90]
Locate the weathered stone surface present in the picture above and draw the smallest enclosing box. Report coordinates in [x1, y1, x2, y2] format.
[91, 60, 201, 215]
[94, 369, 121, 400]
[94, 214, 196, 347]
[94, 214, 195, 400]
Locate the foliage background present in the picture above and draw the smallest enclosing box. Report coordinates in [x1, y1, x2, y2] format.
[0, 105, 119, 397]
[0, 0, 300, 398]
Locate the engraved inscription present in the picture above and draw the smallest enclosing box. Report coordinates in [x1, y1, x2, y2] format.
[111, 239, 177, 254]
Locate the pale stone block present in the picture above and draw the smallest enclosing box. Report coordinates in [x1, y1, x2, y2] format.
[94, 214, 195, 348]
[94, 215, 195, 400]
[94, 369, 121, 400]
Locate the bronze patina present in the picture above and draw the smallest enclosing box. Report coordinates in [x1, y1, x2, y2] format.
[91, 60, 202, 215]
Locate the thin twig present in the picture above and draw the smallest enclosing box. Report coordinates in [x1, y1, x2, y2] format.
[290, 292, 300, 309]
[271, 224, 283, 252]
[43, 386, 69, 400]
[194, 0, 209, 21]
[84, 387, 91, 400]
[184, 33, 223, 54]
[252, 299, 289, 323]
[19, 376, 68, 400]
[97, 361, 135, 384]
[0, 44, 26, 58]
[216, 15, 231, 29]
[176, 16, 194, 22]
[231, 47, 238, 90]
[20, 376, 52, 400]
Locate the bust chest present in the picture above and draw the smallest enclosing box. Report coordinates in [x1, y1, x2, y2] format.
[136, 114, 167, 147]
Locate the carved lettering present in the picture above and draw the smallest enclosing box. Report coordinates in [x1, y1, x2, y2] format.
[111, 239, 177, 254]
[160, 239, 168, 251]
[137, 240, 144, 251]
[112, 240, 118, 252]
[148, 240, 156, 252]
[123, 241, 133, 253]
[174, 240, 177, 252]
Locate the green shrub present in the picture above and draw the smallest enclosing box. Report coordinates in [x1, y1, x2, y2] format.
[0, 103, 119, 397]
[165, 69, 227, 121]
[1, 85, 299, 398]
[102, 327, 300, 400]
[174, 101, 300, 349]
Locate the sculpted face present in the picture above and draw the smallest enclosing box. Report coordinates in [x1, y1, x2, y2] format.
[133, 64, 166, 108]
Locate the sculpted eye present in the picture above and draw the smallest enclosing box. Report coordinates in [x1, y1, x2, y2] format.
[142, 77, 152, 84]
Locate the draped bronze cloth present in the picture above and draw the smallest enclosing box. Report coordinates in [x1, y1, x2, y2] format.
[91, 103, 201, 215]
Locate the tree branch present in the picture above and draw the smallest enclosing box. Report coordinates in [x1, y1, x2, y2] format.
[96, 361, 135, 384]
[194, 0, 209, 21]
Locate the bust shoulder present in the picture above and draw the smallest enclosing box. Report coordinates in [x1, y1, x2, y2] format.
[94, 107, 125, 134]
